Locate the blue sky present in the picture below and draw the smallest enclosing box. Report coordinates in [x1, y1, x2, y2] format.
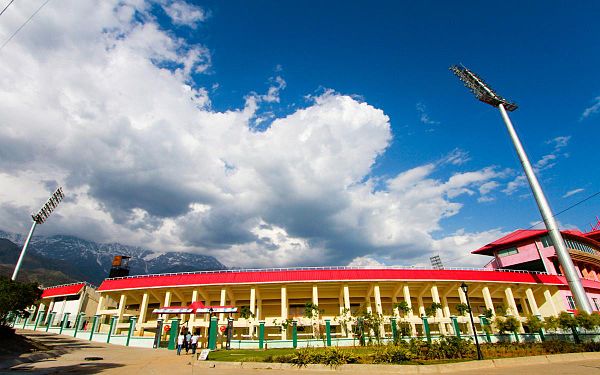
[185, 0, 600, 233]
[0, 0, 598, 268]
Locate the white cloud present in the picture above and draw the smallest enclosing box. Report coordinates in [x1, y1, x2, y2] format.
[581, 96, 600, 120]
[503, 135, 570, 195]
[0, 0, 507, 269]
[161, 1, 206, 28]
[563, 188, 584, 198]
[347, 256, 386, 267]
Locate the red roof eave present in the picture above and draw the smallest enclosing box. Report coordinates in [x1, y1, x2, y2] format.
[41, 282, 86, 299]
[97, 268, 566, 292]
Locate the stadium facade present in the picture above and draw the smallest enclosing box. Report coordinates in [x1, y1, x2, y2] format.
[16, 228, 600, 349]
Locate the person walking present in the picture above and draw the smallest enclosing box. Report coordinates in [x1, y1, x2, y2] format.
[191, 331, 199, 355]
[185, 330, 192, 354]
[177, 332, 185, 355]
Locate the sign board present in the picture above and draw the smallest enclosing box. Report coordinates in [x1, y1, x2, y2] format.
[198, 349, 210, 361]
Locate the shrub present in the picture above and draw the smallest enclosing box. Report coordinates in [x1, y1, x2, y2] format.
[455, 303, 469, 316]
[494, 316, 520, 334]
[541, 340, 578, 354]
[427, 336, 475, 359]
[544, 316, 560, 332]
[558, 312, 577, 331]
[575, 312, 598, 331]
[285, 347, 357, 368]
[371, 344, 415, 363]
[525, 315, 544, 333]
[320, 347, 358, 368]
[0, 277, 43, 336]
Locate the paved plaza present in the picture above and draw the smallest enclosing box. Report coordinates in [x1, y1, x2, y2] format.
[1, 331, 599, 374]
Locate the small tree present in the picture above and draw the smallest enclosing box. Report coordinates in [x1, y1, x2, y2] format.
[575, 311, 598, 331]
[525, 315, 544, 333]
[455, 303, 469, 316]
[543, 315, 559, 332]
[239, 306, 255, 320]
[394, 301, 412, 338]
[483, 308, 494, 320]
[335, 307, 353, 337]
[493, 315, 520, 335]
[0, 277, 43, 336]
[424, 302, 443, 320]
[303, 302, 323, 339]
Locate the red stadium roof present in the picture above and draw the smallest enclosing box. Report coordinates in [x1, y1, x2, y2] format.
[97, 267, 570, 292]
[41, 282, 86, 298]
[472, 229, 600, 256]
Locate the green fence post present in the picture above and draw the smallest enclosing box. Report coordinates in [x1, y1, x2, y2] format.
[33, 311, 44, 331]
[60, 313, 70, 334]
[126, 317, 137, 346]
[168, 318, 181, 350]
[258, 321, 265, 349]
[46, 312, 56, 332]
[89, 315, 99, 341]
[74, 313, 84, 337]
[451, 316, 461, 338]
[325, 319, 332, 347]
[292, 320, 298, 348]
[107, 316, 117, 343]
[421, 316, 431, 344]
[390, 317, 398, 342]
[479, 315, 491, 343]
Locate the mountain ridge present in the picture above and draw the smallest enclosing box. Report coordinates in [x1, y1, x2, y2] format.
[0, 229, 226, 285]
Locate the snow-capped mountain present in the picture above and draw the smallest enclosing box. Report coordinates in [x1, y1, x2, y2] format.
[0, 230, 226, 285]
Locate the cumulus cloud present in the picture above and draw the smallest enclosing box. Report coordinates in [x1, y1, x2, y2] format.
[161, 0, 206, 28]
[0, 0, 505, 269]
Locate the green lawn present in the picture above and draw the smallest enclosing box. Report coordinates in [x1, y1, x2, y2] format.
[207, 348, 295, 362]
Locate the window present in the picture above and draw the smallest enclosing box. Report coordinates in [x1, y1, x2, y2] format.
[540, 236, 553, 248]
[497, 247, 518, 257]
[566, 296, 576, 310]
[593, 298, 600, 311]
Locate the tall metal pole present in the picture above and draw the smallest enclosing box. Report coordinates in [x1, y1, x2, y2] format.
[498, 104, 593, 313]
[11, 221, 37, 281]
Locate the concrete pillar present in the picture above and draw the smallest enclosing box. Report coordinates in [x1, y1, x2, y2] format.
[190, 290, 198, 326]
[281, 285, 288, 339]
[343, 284, 352, 337]
[504, 287, 519, 317]
[137, 292, 149, 335]
[544, 289, 559, 315]
[95, 295, 105, 315]
[482, 287, 496, 316]
[249, 287, 256, 338]
[403, 285, 417, 336]
[442, 295, 452, 334]
[162, 291, 172, 321]
[219, 288, 227, 322]
[312, 284, 319, 318]
[117, 294, 127, 329]
[430, 285, 446, 335]
[373, 284, 385, 337]
[525, 288, 540, 316]
[458, 286, 473, 334]
[417, 296, 425, 317]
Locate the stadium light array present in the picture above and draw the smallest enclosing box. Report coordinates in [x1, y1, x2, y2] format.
[450, 65, 593, 313]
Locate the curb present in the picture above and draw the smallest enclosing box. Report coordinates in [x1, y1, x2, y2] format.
[195, 351, 600, 373]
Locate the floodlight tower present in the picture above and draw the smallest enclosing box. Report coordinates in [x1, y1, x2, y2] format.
[11, 187, 64, 281]
[450, 65, 593, 313]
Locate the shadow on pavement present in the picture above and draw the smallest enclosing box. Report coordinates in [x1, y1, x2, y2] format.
[9, 362, 125, 374]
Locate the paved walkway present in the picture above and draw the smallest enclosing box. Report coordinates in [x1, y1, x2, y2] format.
[1, 330, 599, 374]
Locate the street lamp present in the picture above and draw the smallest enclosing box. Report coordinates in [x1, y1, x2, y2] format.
[11, 187, 64, 281]
[460, 282, 483, 360]
[450, 65, 593, 314]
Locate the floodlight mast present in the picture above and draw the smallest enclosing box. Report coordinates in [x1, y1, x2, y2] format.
[11, 187, 64, 281]
[450, 65, 593, 313]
